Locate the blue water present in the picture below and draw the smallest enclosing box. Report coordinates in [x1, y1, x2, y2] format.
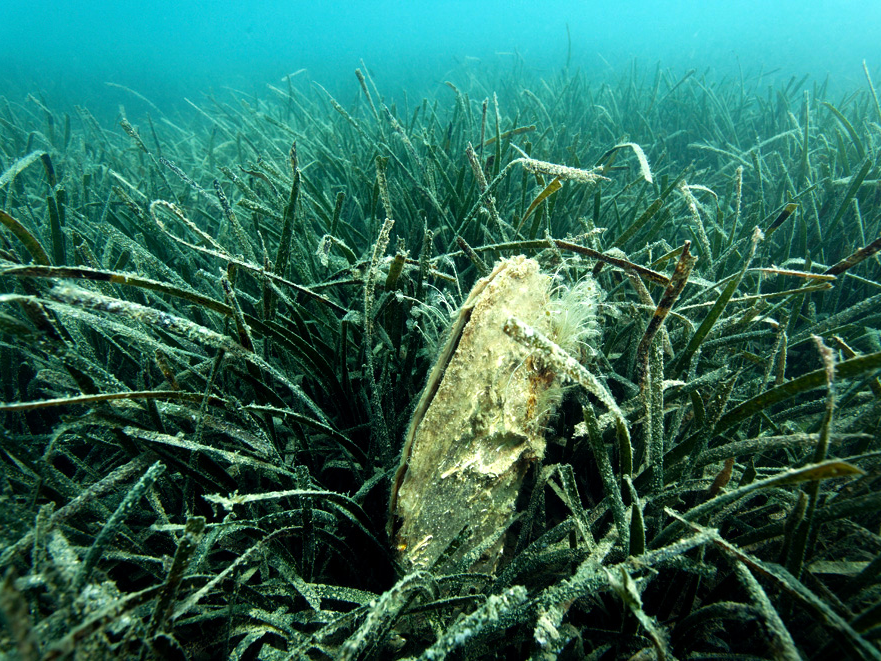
[1, 1, 880, 115]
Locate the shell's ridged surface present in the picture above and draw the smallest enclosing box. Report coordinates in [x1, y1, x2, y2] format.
[392, 256, 555, 572]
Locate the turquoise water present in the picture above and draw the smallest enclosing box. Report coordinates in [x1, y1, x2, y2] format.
[2, 1, 879, 113]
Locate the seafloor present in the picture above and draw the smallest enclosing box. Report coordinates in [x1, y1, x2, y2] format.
[1, 61, 880, 659]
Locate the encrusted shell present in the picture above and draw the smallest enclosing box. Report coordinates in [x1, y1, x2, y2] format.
[390, 255, 558, 572]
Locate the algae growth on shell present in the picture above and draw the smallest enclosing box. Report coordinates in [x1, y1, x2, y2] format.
[391, 256, 601, 572]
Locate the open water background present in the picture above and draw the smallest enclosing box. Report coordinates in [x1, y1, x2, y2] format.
[1, 1, 880, 116]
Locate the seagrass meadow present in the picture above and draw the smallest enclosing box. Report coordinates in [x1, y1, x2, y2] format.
[2, 58, 881, 660]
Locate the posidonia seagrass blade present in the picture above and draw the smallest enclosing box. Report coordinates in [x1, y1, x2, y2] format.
[652, 460, 864, 549]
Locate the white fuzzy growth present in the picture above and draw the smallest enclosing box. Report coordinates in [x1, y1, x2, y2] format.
[543, 275, 602, 358]
[521, 158, 610, 184]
